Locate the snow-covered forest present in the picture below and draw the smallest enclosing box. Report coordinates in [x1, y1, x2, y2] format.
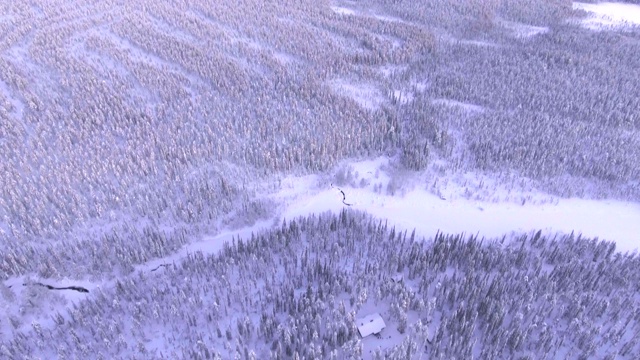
[5, 210, 640, 359]
[1, 0, 639, 358]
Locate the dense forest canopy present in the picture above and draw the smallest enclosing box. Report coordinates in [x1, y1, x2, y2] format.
[4, 210, 640, 358]
[1, 0, 639, 358]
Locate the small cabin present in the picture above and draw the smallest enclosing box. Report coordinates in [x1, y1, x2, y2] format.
[356, 313, 386, 338]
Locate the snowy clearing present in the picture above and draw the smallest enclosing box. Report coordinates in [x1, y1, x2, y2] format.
[372, 13, 406, 23]
[440, 33, 499, 48]
[458, 39, 497, 47]
[330, 6, 356, 16]
[500, 20, 549, 38]
[0, 78, 24, 119]
[573, 1, 640, 30]
[275, 157, 640, 253]
[432, 98, 485, 113]
[329, 80, 386, 110]
[148, 15, 202, 45]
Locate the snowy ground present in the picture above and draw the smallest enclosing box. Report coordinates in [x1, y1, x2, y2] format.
[330, 6, 356, 16]
[329, 79, 386, 110]
[573, 1, 640, 30]
[273, 157, 640, 253]
[499, 20, 549, 38]
[431, 98, 485, 113]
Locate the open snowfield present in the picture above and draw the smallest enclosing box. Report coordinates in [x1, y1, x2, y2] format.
[330, 6, 356, 16]
[285, 184, 640, 252]
[574, 1, 640, 29]
[273, 157, 640, 253]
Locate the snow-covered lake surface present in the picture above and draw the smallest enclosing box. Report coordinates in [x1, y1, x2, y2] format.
[272, 157, 640, 253]
[574, 1, 640, 29]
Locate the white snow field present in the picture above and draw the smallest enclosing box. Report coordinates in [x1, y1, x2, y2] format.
[574, 1, 640, 29]
[274, 157, 640, 253]
[330, 6, 356, 16]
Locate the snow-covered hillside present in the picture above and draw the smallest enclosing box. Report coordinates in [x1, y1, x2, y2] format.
[1, 0, 639, 358]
